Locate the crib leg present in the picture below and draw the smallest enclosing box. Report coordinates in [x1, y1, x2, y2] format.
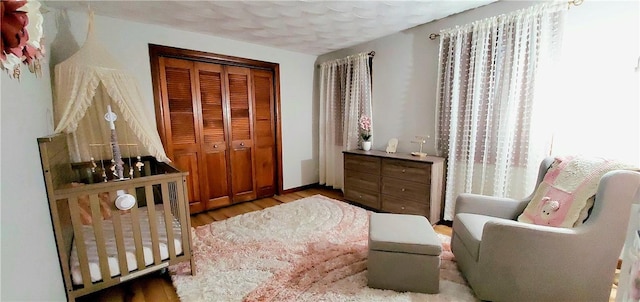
[190, 252, 196, 276]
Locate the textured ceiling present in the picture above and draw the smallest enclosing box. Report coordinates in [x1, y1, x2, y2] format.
[45, 1, 496, 56]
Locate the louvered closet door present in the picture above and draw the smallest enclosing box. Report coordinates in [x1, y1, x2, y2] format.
[252, 69, 276, 198]
[158, 57, 204, 213]
[195, 62, 232, 209]
[225, 66, 257, 202]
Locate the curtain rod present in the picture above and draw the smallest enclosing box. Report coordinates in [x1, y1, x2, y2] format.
[428, 0, 583, 40]
[316, 51, 375, 68]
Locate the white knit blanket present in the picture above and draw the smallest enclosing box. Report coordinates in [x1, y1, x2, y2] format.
[519, 156, 633, 228]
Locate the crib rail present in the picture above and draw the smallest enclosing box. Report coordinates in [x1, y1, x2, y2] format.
[38, 134, 194, 302]
[54, 176, 189, 287]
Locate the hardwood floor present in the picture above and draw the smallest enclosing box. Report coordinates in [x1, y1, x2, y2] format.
[77, 186, 373, 302]
[189, 187, 345, 228]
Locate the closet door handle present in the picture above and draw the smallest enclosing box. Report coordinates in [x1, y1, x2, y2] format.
[213, 144, 218, 148]
[240, 142, 245, 147]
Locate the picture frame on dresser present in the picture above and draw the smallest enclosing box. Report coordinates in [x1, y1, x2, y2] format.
[342, 149, 445, 223]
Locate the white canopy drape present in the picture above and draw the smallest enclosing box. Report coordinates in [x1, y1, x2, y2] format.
[53, 16, 169, 163]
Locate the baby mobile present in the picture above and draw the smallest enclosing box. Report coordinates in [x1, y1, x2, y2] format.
[105, 105, 125, 180]
[89, 105, 144, 182]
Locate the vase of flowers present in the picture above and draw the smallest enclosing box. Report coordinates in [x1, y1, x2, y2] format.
[359, 115, 372, 151]
[362, 140, 372, 151]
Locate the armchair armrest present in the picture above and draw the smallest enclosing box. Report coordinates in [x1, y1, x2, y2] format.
[477, 220, 603, 296]
[455, 193, 530, 220]
[482, 218, 578, 243]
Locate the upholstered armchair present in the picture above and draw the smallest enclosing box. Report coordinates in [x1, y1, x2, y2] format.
[451, 157, 640, 302]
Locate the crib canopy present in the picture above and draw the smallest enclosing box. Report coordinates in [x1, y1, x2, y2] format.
[53, 15, 169, 162]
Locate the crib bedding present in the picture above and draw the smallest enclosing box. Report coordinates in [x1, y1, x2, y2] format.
[70, 204, 183, 285]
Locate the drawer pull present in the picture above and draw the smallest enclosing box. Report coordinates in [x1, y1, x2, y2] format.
[401, 206, 406, 210]
[214, 144, 218, 148]
[359, 195, 363, 199]
[401, 188, 406, 192]
[402, 169, 406, 173]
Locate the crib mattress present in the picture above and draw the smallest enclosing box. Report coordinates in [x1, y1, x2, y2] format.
[70, 204, 183, 285]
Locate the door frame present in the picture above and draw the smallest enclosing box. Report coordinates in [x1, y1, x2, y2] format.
[148, 44, 284, 195]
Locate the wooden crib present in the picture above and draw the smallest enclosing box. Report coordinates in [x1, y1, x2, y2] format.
[38, 134, 195, 302]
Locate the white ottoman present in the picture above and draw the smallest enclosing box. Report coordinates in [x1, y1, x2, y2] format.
[367, 213, 441, 294]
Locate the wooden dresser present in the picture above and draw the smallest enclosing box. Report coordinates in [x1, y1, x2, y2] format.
[343, 150, 445, 223]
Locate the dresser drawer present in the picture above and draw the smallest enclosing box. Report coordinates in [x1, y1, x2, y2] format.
[382, 159, 431, 184]
[343, 150, 444, 223]
[381, 195, 429, 217]
[345, 170, 379, 192]
[345, 154, 381, 174]
[381, 177, 429, 202]
[344, 187, 379, 209]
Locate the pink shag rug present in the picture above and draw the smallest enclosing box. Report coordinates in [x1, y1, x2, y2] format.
[170, 195, 478, 301]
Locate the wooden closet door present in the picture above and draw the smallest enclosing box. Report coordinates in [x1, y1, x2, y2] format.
[152, 46, 283, 214]
[195, 62, 232, 209]
[252, 69, 276, 198]
[225, 66, 257, 202]
[158, 57, 205, 213]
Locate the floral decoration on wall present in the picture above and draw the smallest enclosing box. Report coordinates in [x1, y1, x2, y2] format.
[1, 0, 45, 79]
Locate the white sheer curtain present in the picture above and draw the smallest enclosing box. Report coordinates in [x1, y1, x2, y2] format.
[319, 52, 373, 189]
[435, 2, 567, 220]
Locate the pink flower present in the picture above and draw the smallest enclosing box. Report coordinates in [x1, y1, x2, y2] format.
[1, 1, 29, 57]
[1, 0, 44, 79]
[359, 115, 371, 132]
[359, 115, 371, 141]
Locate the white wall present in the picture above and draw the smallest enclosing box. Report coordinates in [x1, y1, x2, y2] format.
[316, 1, 640, 166]
[1, 8, 317, 301]
[0, 23, 63, 301]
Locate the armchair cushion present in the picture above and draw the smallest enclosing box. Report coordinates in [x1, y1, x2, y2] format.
[452, 213, 512, 261]
[518, 156, 633, 227]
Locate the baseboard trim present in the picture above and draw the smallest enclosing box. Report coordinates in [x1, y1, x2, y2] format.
[281, 183, 320, 195]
